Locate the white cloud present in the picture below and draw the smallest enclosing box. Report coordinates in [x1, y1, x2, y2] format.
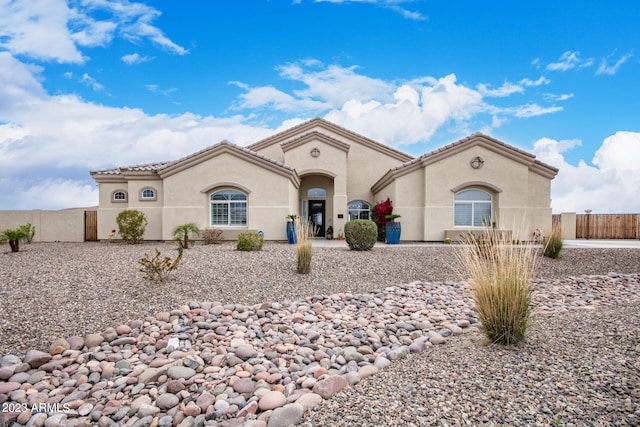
[0, 178, 99, 210]
[477, 81, 524, 97]
[502, 103, 563, 118]
[0, 53, 274, 209]
[0, 52, 580, 210]
[326, 75, 484, 144]
[80, 73, 104, 91]
[277, 61, 395, 107]
[0, 0, 186, 64]
[0, 0, 85, 63]
[121, 53, 151, 65]
[546, 51, 582, 72]
[592, 131, 640, 171]
[533, 134, 640, 213]
[520, 76, 550, 87]
[311, 0, 426, 20]
[596, 51, 633, 76]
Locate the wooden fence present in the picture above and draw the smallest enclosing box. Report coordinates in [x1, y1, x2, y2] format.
[553, 213, 640, 239]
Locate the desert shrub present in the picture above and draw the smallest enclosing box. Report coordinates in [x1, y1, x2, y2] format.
[543, 227, 563, 259]
[0, 226, 31, 253]
[172, 222, 200, 249]
[236, 232, 264, 251]
[295, 217, 314, 274]
[455, 229, 538, 345]
[18, 223, 36, 243]
[202, 228, 224, 245]
[344, 220, 377, 251]
[139, 243, 183, 283]
[116, 210, 148, 244]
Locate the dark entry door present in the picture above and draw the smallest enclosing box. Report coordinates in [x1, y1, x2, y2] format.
[309, 201, 325, 237]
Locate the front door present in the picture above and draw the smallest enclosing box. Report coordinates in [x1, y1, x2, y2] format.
[309, 201, 325, 237]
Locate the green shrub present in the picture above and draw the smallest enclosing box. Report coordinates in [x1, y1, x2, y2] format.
[236, 232, 264, 251]
[202, 228, 224, 245]
[18, 223, 36, 243]
[543, 227, 563, 259]
[455, 228, 538, 345]
[116, 210, 148, 244]
[344, 220, 377, 251]
[139, 243, 183, 283]
[172, 222, 200, 249]
[0, 226, 31, 253]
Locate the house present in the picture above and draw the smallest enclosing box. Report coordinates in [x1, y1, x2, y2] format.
[90, 118, 558, 242]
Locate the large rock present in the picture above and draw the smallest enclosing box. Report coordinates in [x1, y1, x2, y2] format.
[267, 403, 304, 427]
[156, 393, 179, 410]
[84, 333, 105, 348]
[23, 350, 52, 369]
[49, 338, 70, 355]
[258, 391, 287, 411]
[166, 365, 196, 380]
[312, 375, 348, 399]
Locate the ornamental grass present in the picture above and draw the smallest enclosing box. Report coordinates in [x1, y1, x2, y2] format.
[456, 228, 539, 345]
[295, 217, 315, 274]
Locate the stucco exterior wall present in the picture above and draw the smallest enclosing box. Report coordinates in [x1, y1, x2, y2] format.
[161, 152, 295, 240]
[91, 120, 556, 243]
[378, 169, 425, 241]
[0, 209, 86, 242]
[416, 144, 552, 241]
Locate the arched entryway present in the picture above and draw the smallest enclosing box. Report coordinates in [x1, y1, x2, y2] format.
[299, 173, 335, 238]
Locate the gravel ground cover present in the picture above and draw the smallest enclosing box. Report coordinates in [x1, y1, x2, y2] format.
[0, 241, 639, 426]
[1, 241, 638, 358]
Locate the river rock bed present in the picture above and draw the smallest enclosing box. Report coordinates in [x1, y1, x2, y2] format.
[1, 243, 639, 426]
[1, 273, 639, 426]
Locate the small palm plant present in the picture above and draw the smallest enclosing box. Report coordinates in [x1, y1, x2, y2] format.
[0, 226, 31, 253]
[172, 223, 200, 249]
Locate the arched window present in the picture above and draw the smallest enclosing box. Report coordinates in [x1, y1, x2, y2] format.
[308, 188, 326, 198]
[348, 200, 371, 221]
[210, 189, 247, 226]
[454, 189, 492, 227]
[112, 190, 127, 202]
[140, 188, 156, 200]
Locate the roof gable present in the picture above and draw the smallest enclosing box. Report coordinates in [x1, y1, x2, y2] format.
[371, 132, 558, 193]
[91, 141, 301, 187]
[249, 117, 414, 163]
[157, 141, 299, 186]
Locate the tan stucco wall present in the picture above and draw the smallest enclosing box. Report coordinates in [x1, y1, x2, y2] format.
[389, 144, 554, 242]
[161, 152, 295, 240]
[0, 209, 85, 242]
[92, 123, 555, 243]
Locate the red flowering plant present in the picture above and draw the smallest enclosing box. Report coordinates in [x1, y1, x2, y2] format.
[372, 198, 394, 241]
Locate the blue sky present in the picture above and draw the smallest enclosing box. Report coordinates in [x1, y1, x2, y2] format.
[1, 0, 639, 213]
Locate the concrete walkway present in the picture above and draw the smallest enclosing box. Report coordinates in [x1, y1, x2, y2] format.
[310, 238, 640, 249]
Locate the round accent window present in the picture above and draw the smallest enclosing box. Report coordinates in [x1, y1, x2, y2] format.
[310, 148, 320, 158]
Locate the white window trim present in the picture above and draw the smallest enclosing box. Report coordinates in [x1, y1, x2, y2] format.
[140, 187, 157, 201]
[454, 189, 493, 228]
[348, 200, 372, 221]
[112, 190, 128, 203]
[210, 189, 248, 227]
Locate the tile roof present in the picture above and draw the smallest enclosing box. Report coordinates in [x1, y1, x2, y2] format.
[90, 140, 295, 176]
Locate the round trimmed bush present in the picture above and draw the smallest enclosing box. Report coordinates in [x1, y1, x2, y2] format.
[236, 232, 264, 251]
[344, 220, 377, 251]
